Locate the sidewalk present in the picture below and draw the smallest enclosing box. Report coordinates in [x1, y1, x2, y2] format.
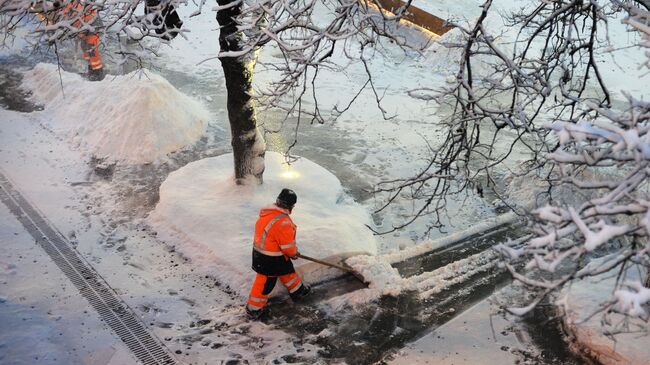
[0, 106, 310, 365]
[0, 202, 137, 365]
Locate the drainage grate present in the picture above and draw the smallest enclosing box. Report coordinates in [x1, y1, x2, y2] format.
[0, 170, 179, 365]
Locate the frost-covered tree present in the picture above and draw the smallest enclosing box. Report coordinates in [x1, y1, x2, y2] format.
[211, 0, 418, 183]
[377, 0, 650, 324]
[0, 0, 411, 184]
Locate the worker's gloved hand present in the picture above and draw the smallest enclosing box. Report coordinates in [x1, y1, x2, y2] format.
[290, 253, 299, 260]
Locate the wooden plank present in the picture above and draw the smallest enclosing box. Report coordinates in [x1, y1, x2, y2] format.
[374, 0, 454, 36]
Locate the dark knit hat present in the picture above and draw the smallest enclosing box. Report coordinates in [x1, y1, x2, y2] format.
[276, 188, 297, 209]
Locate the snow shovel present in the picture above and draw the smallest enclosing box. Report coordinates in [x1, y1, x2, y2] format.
[296, 253, 368, 285]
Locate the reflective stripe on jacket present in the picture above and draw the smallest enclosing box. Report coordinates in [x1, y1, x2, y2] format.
[251, 204, 298, 276]
[253, 205, 297, 258]
[60, 1, 104, 70]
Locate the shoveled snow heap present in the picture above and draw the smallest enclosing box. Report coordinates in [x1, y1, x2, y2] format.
[559, 262, 650, 365]
[21, 63, 209, 164]
[149, 151, 377, 296]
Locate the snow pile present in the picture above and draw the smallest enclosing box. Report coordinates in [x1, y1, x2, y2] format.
[148, 152, 377, 296]
[329, 215, 517, 309]
[347, 255, 402, 294]
[335, 243, 503, 309]
[22, 63, 209, 164]
[560, 270, 650, 365]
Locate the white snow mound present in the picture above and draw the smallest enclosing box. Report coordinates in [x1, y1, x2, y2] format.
[561, 271, 650, 365]
[22, 63, 209, 164]
[149, 152, 377, 296]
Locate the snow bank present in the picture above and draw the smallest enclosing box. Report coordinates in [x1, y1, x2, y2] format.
[321, 213, 519, 309]
[148, 151, 377, 296]
[335, 247, 500, 309]
[383, 211, 518, 264]
[333, 219, 523, 309]
[21, 63, 209, 164]
[560, 270, 650, 364]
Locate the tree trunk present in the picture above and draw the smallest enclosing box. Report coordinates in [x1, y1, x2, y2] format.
[216, 0, 265, 185]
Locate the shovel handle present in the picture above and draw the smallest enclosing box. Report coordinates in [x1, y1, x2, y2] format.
[296, 253, 355, 274]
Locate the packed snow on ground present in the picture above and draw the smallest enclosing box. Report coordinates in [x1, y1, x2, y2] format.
[21, 63, 209, 164]
[333, 248, 495, 309]
[149, 151, 378, 296]
[0, 107, 324, 364]
[559, 265, 650, 365]
[0, 201, 139, 365]
[322, 213, 519, 308]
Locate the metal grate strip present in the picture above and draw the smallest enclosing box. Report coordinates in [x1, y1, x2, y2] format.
[0, 170, 179, 365]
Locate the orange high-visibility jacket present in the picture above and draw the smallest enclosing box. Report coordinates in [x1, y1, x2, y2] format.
[251, 205, 298, 276]
[60, 1, 103, 71]
[61, 1, 97, 26]
[253, 205, 297, 257]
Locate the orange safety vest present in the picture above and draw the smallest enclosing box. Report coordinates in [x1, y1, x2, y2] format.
[61, 1, 103, 70]
[61, 1, 97, 27]
[253, 206, 297, 258]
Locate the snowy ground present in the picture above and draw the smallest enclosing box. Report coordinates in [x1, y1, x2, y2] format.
[0, 202, 138, 365]
[1, 0, 648, 364]
[0, 101, 559, 363]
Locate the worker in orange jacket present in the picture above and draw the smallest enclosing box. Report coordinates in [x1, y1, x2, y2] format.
[246, 188, 311, 319]
[33, 0, 105, 80]
[60, 0, 105, 81]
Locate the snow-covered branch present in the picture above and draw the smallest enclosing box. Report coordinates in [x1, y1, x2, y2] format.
[373, 0, 650, 325]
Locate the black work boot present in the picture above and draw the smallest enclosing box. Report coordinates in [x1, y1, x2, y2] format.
[290, 284, 311, 303]
[245, 306, 266, 320]
[87, 66, 105, 82]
